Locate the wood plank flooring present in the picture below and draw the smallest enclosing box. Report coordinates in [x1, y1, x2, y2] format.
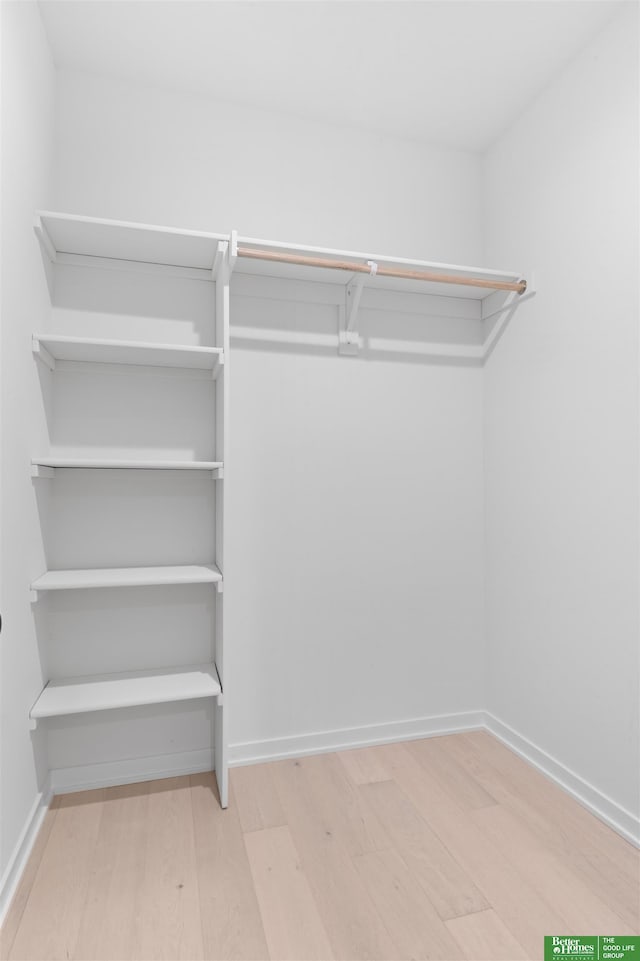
[2, 732, 638, 961]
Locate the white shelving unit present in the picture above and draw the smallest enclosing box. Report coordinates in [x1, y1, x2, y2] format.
[31, 210, 528, 812]
[32, 211, 231, 808]
[30, 664, 221, 720]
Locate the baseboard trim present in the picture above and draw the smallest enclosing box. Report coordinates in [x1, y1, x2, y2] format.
[229, 710, 485, 766]
[0, 777, 53, 927]
[484, 712, 640, 848]
[50, 748, 215, 794]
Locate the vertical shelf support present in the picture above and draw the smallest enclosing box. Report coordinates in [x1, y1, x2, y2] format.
[213, 236, 231, 808]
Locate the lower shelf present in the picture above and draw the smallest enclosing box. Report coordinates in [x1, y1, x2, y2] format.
[31, 458, 223, 472]
[31, 564, 222, 592]
[30, 663, 222, 719]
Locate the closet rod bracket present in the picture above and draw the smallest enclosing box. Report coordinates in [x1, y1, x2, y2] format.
[338, 260, 377, 356]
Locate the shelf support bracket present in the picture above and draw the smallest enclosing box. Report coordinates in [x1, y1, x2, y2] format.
[29, 589, 38, 603]
[338, 260, 377, 356]
[212, 467, 224, 480]
[32, 338, 56, 371]
[31, 465, 55, 479]
[212, 351, 224, 381]
[481, 272, 536, 360]
[215, 581, 224, 594]
[33, 218, 56, 264]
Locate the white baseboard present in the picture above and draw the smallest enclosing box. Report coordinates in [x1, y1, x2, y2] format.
[484, 712, 640, 848]
[50, 748, 214, 794]
[229, 710, 485, 766]
[0, 776, 53, 927]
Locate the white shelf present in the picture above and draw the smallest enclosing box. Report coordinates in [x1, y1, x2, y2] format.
[30, 663, 221, 719]
[32, 334, 223, 372]
[31, 457, 223, 474]
[31, 564, 222, 593]
[36, 211, 227, 271]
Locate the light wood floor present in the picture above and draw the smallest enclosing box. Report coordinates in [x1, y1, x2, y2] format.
[2, 732, 638, 961]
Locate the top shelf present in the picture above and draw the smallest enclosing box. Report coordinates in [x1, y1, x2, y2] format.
[35, 211, 527, 304]
[36, 211, 227, 272]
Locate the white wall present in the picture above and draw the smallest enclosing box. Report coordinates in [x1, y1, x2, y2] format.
[0, 1, 54, 883]
[53, 70, 483, 262]
[483, 5, 639, 823]
[52, 70, 487, 762]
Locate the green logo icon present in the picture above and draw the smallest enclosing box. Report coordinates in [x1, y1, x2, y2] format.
[544, 937, 640, 961]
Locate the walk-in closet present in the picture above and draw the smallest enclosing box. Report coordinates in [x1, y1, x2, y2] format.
[1, 3, 638, 959]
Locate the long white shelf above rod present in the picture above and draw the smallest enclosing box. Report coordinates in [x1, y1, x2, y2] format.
[30, 663, 222, 722]
[31, 458, 223, 479]
[30, 564, 222, 597]
[32, 334, 224, 376]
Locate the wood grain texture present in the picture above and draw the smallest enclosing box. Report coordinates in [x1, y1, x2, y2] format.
[410, 734, 499, 809]
[294, 752, 390, 857]
[8, 790, 106, 961]
[130, 777, 203, 961]
[270, 758, 398, 960]
[472, 802, 637, 935]
[244, 825, 334, 960]
[190, 773, 269, 961]
[352, 848, 465, 960]
[3, 733, 638, 961]
[389, 741, 570, 958]
[359, 778, 489, 921]
[336, 746, 390, 785]
[73, 782, 150, 961]
[446, 908, 529, 960]
[230, 763, 286, 834]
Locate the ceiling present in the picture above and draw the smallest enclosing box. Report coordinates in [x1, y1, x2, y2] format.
[38, 0, 622, 152]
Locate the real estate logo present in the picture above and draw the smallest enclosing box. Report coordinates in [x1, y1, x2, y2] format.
[545, 938, 597, 959]
[544, 937, 639, 961]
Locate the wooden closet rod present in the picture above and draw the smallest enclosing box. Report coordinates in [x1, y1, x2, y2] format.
[237, 246, 527, 294]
